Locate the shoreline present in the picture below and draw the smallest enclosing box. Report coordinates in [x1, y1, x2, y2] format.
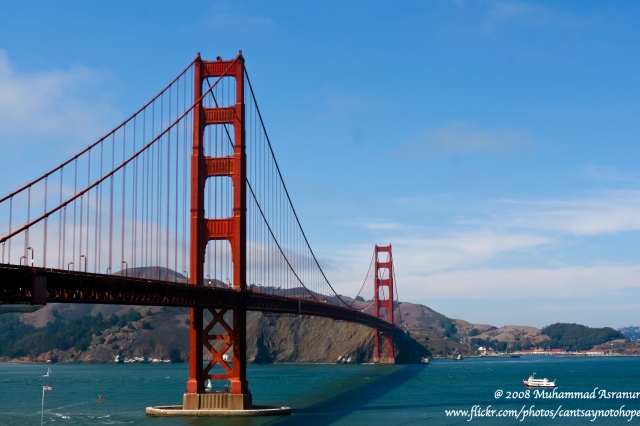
[4, 354, 640, 366]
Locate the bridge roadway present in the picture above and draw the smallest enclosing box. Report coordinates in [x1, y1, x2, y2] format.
[0, 264, 392, 332]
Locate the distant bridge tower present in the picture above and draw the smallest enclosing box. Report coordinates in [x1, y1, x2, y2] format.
[373, 244, 395, 364]
[185, 53, 251, 410]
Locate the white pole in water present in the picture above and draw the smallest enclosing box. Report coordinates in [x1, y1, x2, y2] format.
[41, 386, 44, 426]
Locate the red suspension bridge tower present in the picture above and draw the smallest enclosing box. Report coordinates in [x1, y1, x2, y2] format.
[373, 244, 395, 364]
[184, 53, 251, 410]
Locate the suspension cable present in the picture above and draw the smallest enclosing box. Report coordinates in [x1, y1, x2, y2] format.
[0, 58, 198, 203]
[244, 67, 359, 309]
[0, 58, 239, 244]
[348, 249, 375, 307]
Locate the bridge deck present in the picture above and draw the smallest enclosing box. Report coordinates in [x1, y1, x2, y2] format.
[0, 264, 392, 332]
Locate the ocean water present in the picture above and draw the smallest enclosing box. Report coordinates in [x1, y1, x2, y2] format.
[1, 356, 640, 425]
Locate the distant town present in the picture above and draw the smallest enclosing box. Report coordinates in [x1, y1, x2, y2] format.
[477, 347, 630, 357]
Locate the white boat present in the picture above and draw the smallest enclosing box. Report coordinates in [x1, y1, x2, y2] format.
[421, 357, 430, 364]
[205, 380, 230, 393]
[523, 372, 556, 387]
[43, 367, 51, 377]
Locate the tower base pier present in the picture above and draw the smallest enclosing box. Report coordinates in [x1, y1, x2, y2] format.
[183, 392, 252, 410]
[146, 391, 290, 417]
[146, 404, 290, 417]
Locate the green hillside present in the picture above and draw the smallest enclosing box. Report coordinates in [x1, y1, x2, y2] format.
[540, 323, 627, 351]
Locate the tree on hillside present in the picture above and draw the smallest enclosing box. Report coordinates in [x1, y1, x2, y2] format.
[540, 323, 627, 351]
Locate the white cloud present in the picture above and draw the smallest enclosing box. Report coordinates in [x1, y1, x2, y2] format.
[392, 232, 549, 274]
[395, 189, 640, 237]
[498, 190, 640, 236]
[321, 187, 640, 325]
[324, 93, 373, 111]
[345, 220, 403, 231]
[0, 50, 117, 142]
[401, 122, 533, 159]
[483, 0, 547, 30]
[209, 13, 276, 32]
[581, 164, 640, 184]
[319, 90, 375, 122]
[323, 231, 550, 298]
[407, 264, 640, 299]
[475, 0, 599, 33]
[488, 1, 535, 20]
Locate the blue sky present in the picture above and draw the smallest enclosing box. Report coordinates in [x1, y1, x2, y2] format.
[2, 1, 640, 328]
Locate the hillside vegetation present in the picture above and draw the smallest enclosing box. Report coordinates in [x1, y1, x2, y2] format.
[540, 323, 627, 351]
[5, 299, 634, 363]
[2, 303, 435, 363]
[0, 310, 143, 358]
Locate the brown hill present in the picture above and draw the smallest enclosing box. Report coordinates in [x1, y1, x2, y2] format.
[9, 301, 432, 364]
[473, 325, 547, 345]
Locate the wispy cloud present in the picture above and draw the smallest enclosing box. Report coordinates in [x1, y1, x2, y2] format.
[400, 121, 533, 159]
[323, 186, 640, 319]
[364, 222, 402, 230]
[323, 93, 373, 111]
[325, 230, 550, 297]
[468, 0, 601, 33]
[319, 89, 375, 122]
[208, 13, 276, 32]
[482, 0, 548, 30]
[345, 220, 403, 231]
[337, 231, 549, 276]
[408, 264, 640, 299]
[497, 190, 640, 236]
[395, 189, 640, 237]
[410, 264, 640, 328]
[580, 164, 640, 184]
[0, 50, 117, 143]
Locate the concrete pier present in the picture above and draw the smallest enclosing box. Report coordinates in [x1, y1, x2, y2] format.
[183, 392, 252, 410]
[146, 405, 291, 417]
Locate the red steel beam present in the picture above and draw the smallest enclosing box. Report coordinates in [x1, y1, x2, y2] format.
[373, 245, 396, 364]
[0, 265, 394, 331]
[186, 53, 248, 405]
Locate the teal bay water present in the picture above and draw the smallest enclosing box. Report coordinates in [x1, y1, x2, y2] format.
[1, 357, 640, 425]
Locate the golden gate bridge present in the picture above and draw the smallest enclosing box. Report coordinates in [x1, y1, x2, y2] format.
[0, 52, 400, 415]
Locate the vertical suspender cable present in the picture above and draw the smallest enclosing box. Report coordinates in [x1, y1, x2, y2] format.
[174, 79, 179, 282]
[98, 141, 103, 272]
[166, 86, 171, 279]
[72, 159, 77, 269]
[109, 134, 114, 272]
[85, 150, 91, 268]
[157, 95, 162, 272]
[43, 177, 48, 268]
[121, 125, 126, 274]
[58, 170, 62, 269]
[25, 187, 30, 262]
[133, 117, 137, 271]
[150, 102, 155, 271]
